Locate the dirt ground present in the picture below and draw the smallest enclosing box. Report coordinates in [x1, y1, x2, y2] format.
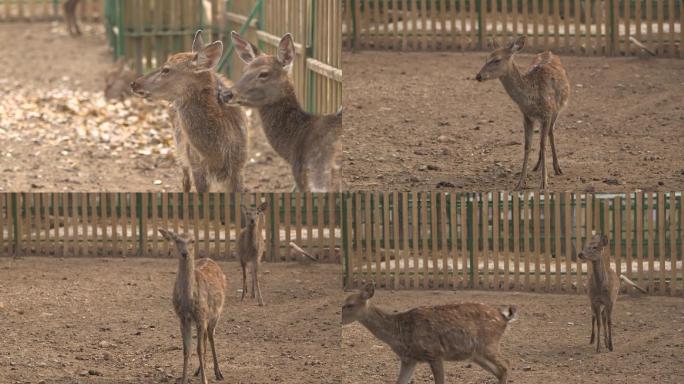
[340, 289, 684, 384]
[342, 51, 684, 191]
[0, 22, 293, 192]
[0, 257, 343, 384]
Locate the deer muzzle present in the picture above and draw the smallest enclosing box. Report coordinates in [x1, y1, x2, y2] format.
[129, 80, 150, 98]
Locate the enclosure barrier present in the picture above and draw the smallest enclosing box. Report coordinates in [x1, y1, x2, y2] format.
[342, 0, 684, 57]
[0, 0, 104, 22]
[0, 192, 342, 263]
[343, 191, 684, 297]
[104, 0, 342, 115]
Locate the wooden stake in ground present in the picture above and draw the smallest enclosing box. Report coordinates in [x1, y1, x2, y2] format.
[629, 36, 656, 56]
[289, 242, 318, 261]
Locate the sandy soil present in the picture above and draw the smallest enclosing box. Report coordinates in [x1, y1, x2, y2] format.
[340, 289, 684, 383]
[0, 22, 293, 192]
[0, 257, 343, 383]
[342, 51, 684, 191]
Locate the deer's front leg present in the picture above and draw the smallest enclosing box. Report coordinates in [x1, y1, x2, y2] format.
[515, 116, 534, 190]
[396, 359, 417, 384]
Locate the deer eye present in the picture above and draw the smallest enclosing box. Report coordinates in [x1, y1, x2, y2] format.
[161, 67, 170, 75]
[258, 71, 269, 79]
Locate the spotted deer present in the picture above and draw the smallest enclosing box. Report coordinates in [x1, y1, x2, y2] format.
[222, 32, 342, 192]
[342, 283, 517, 384]
[131, 30, 247, 193]
[237, 201, 268, 306]
[159, 228, 227, 384]
[475, 35, 570, 190]
[578, 233, 646, 353]
[64, 0, 81, 36]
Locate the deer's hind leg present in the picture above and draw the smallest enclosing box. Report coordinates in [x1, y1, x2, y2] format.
[252, 260, 265, 306]
[196, 323, 208, 384]
[473, 350, 510, 384]
[548, 113, 563, 175]
[538, 118, 551, 189]
[428, 359, 445, 384]
[240, 260, 247, 301]
[396, 359, 417, 384]
[207, 318, 224, 380]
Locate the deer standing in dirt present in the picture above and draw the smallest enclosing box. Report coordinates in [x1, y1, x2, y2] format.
[223, 32, 342, 192]
[131, 30, 247, 193]
[578, 233, 647, 353]
[342, 283, 517, 384]
[237, 201, 268, 306]
[159, 228, 227, 384]
[104, 58, 137, 101]
[64, 0, 81, 36]
[475, 35, 570, 190]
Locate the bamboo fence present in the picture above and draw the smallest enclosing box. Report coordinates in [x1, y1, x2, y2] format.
[342, 0, 684, 57]
[0, 0, 104, 22]
[342, 191, 684, 297]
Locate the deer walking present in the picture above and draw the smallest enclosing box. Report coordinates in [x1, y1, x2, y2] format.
[237, 202, 268, 306]
[223, 32, 342, 192]
[64, 0, 81, 36]
[131, 30, 247, 193]
[578, 233, 647, 353]
[342, 283, 516, 384]
[159, 228, 227, 384]
[475, 35, 570, 190]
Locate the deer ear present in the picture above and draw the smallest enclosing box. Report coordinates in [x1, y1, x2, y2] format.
[508, 35, 526, 52]
[277, 33, 295, 70]
[158, 228, 176, 241]
[258, 201, 269, 212]
[600, 234, 609, 246]
[192, 30, 205, 53]
[360, 281, 375, 300]
[194, 41, 223, 72]
[488, 37, 500, 49]
[231, 31, 259, 64]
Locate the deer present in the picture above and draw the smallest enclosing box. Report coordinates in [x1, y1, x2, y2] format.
[237, 201, 268, 306]
[475, 35, 570, 190]
[159, 228, 227, 384]
[64, 0, 81, 37]
[104, 58, 137, 101]
[342, 283, 517, 384]
[222, 32, 342, 192]
[578, 232, 647, 353]
[131, 30, 247, 193]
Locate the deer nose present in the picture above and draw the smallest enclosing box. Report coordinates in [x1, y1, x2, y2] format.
[180, 251, 188, 258]
[219, 89, 234, 103]
[578, 252, 584, 259]
[475, 73, 483, 82]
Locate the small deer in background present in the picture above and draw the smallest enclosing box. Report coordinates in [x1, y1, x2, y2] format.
[237, 201, 268, 306]
[104, 58, 137, 101]
[159, 228, 227, 384]
[476, 35, 570, 190]
[578, 233, 646, 353]
[64, 0, 81, 36]
[223, 32, 342, 192]
[342, 283, 517, 384]
[131, 30, 247, 193]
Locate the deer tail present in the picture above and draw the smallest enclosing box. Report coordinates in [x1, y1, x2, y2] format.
[619, 274, 647, 294]
[500, 305, 517, 323]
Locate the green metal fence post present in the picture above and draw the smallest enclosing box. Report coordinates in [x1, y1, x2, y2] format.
[477, 0, 484, 50]
[350, 0, 358, 50]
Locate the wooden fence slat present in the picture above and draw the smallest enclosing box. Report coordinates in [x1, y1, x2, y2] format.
[614, 195, 622, 290]
[430, 192, 439, 288]
[392, 192, 400, 289]
[513, 192, 520, 290]
[523, 192, 531, 290]
[493, 191, 500, 290]
[534, 191, 541, 291]
[658, 192, 666, 293]
[669, 192, 676, 295]
[482, 192, 489, 289]
[383, 192, 391, 288]
[647, 193, 655, 292]
[402, 192, 410, 288]
[449, 192, 458, 289]
[460, 193, 468, 288]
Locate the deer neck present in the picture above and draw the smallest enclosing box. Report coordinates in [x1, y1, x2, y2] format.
[499, 61, 534, 110]
[175, 74, 226, 155]
[175, 255, 196, 304]
[256, 83, 311, 162]
[358, 303, 401, 347]
[590, 252, 610, 289]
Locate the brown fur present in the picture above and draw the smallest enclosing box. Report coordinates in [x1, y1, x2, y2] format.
[342, 283, 516, 384]
[160, 228, 227, 384]
[104, 58, 137, 101]
[226, 32, 341, 192]
[476, 35, 570, 190]
[131, 30, 247, 193]
[63, 0, 81, 37]
[237, 201, 268, 306]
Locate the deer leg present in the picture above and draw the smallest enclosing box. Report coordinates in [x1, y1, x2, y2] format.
[602, 309, 610, 351]
[606, 304, 614, 351]
[240, 261, 247, 301]
[532, 148, 543, 172]
[395, 359, 417, 384]
[590, 310, 596, 345]
[538, 119, 550, 189]
[473, 352, 509, 384]
[253, 262, 264, 306]
[180, 319, 192, 384]
[182, 167, 192, 193]
[194, 332, 208, 376]
[192, 168, 209, 193]
[428, 359, 445, 384]
[196, 324, 208, 384]
[207, 320, 224, 380]
[515, 116, 534, 190]
[595, 306, 602, 353]
[549, 114, 563, 175]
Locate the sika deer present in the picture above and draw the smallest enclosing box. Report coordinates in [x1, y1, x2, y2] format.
[131, 30, 247, 193]
[237, 201, 268, 306]
[475, 35, 570, 190]
[342, 283, 517, 384]
[104, 58, 137, 101]
[223, 32, 342, 192]
[64, 0, 81, 37]
[159, 228, 227, 384]
[578, 233, 646, 353]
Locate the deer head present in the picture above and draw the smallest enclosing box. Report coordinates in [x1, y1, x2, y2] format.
[341, 282, 375, 325]
[475, 35, 526, 82]
[159, 228, 196, 259]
